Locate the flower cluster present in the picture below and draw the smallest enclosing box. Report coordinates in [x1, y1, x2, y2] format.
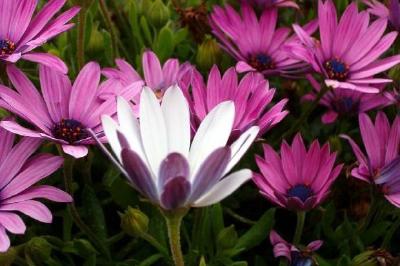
[0, 0, 400, 265]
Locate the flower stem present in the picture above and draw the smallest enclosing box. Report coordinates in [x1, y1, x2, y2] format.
[162, 208, 188, 266]
[293, 211, 306, 246]
[283, 84, 329, 139]
[76, 7, 87, 70]
[99, 0, 118, 59]
[0, 63, 9, 86]
[382, 212, 400, 248]
[62, 154, 111, 259]
[140, 232, 170, 259]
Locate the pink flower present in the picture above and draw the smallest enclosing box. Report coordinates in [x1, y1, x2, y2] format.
[101, 50, 194, 115]
[291, 0, 400, 93]
[270, 230, 323, 264]
[253, 134, 342, 211]
[0, 63, 116, 158]
[341, 112, 400, 208]
[0, 123, 71, 252]
[363, 0, 400, 31]
[184, 66, 288, 139]
[239, 0, 299, 9]
[209, 4, 317, 77]
[304, 75, 392, 124]
[0, 0, 80, 73]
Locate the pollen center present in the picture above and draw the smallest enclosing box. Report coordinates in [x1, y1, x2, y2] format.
[248, 53, 274, 71]
[287, 184, 313, 202]
[0, 39, 16, 56]
[53, 119, 88, 144]
[333, 97, 360, 114]
[324, 59, 349, 81]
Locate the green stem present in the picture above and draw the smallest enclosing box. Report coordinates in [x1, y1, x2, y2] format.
[278, 258, 288, 266]
[76, 8, 87, 70]
[382, 212, 400, 248]
[162, 208, 188, 266]
[0, 63, 9, 86]
[140, 232, 170, 258]
[359, 189, 379, 233]
[61, 153, 111, 259]
[283, 84, 330, 139]
[99, 0, 119, 59]
[293, 211, 306, 246]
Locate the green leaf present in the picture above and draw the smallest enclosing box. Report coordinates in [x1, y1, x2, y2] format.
[153, 26, 174, 61]
[232, 208, 276, 255]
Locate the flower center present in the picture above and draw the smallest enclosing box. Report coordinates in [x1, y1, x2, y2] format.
[248, 53, 274, 71]
[0, 39, 16, 56]
[324, 59, 349, 81]
[333, 97, 360, 114]
[287, 184, 313, 202]
[52, 119, 88, 144]
[290, 251, 315, 266]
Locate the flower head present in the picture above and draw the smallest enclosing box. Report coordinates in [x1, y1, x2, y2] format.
[185, 66, 288, 139]
[253, 134, 342, 211]
[101, 50, 194, 111]
[240, 0, 299, 9]
[209, 4, 317, 77]
[291, 0, 400, 93]
[0, 62, 115, 158]
[270, 230, 323, 265]
[341, 112, 400, 207]
[304, 75, 392, 124]
[0, 123, 71, 252]
[363, 0, 400, 31]
[95, 86, 259, 210]
[0, 0, 80, 73]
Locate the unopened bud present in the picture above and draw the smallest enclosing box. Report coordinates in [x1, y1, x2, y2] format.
[216, 225, 238, 251]
[0, 247, 16, 266]
[25, 237, 52, 262]
[147, 0, 170, 28]
[120, 207, 149, 237]
[196, 36, 222, 71]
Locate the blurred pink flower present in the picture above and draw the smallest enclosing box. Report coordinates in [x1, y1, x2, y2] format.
[270, 230, 323, 264]
[0, 63, 115, 158]
[0, 0, 80, 73]
[363, 0, 400, 31]
[184, 66, 288, 139]
[240, 0, 298, 9]
[291, 0, 400, 93]
[253, 134, 342, 211]
[341, 112, 400, 208]
[209, 4, 317, 77]
[0, 123, 71, 252]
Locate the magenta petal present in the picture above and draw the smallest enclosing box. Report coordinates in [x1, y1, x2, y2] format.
[0, 212, 26, 234]
[142, 50, 163, 88]
[0, 120, 43, 138]
[307, 240, 323, 251]
[0, 226, 10, 252]
[0, 200, 53, 223]
[62, 145, 89, 158]
[21, 52, 68, 74]
[2, 185, 72, 204]
[158, 153, 190, 189]
[236, 61, 256, 73]
[160, 176, 191, 210]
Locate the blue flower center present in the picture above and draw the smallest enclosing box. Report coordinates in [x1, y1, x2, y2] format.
[324, 59, 349, 81]
[0, 39, 15, 56]
[291, 251, 314, 266]
[53, 119, 88, 144]
[287, 184, 313, 202]
[333, 96, 360, 114]
[249, 53, 274, 71]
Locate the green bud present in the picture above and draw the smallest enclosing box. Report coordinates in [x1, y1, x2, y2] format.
[351, 250, 394, 266]
[120, 207, 149, 237]
[328, 136, 342, 153]
[196, 36, 222, 71]
[146, 0, 170, 28]
[216, 225, 238, 251]
[0, 247, 17, 266]
[199, 256, 207, 266]
[25, 237, 52, 262]
[87, 23, 105, 53]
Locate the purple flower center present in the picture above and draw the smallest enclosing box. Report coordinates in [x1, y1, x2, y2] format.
[53, 119, 88, 144]
[0, 39, 16, 56]
[333, 97, 360, 114]
[248, 53, 274, 71]
[287, 184, 313, 202]
[290, 251, 314, 266]
[324, 59, 349, 81]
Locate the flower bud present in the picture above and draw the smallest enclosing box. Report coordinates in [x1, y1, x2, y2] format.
[87, 23, 105, 53]
[120, 207, 149, 237]
[0, 247, 17, 266]
[146, 0, 170, 28]
[25, 237, 52, 262]
[196, 36, 222, 71]
[217, 225, 238, 251]
[351, 249, 394, 266]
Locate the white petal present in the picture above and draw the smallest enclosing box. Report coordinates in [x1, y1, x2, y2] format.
[161, 86, 190, 157]
[224, 126, 259, 175]
[192, 169, 252, 207]
[139, 87, 168, 176]
[117, 97, 146, 161]
[189, 101, 235, 180]
[102, 115, 122, 161]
